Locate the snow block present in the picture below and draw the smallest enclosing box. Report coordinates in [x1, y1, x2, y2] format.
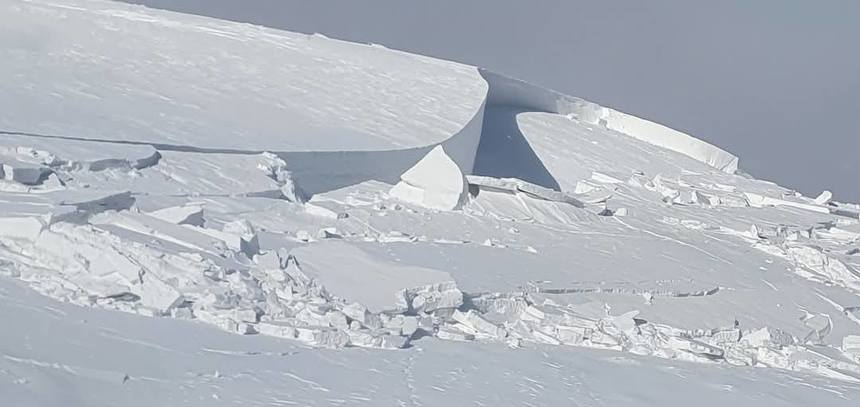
[399, 281, 464, 314]
[742, 327, 794, 348]
[295, 327, 350, 348]
[466, 175, 584, 207]
[130, 276, 185, 314]
[452, 310, 507, 339]
[220, 220, 261, 258]
[390, 146, 467, 211]
[342, 302, 382, 329]
[479, 69, 739, 173]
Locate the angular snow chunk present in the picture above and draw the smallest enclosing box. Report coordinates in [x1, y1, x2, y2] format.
[221, 220, 260, 257]
[709, 329, 742, 345]
[316, 227, 342, 239]
[254, 250, 284, 271]
[742, 327, 794, 348]
[295, 327, 350, 348]
[452, 310, 507, 339]
[476, 296, 529, 324]
[383, 315, 420, 337]
[304, 201, 348, 219]
[257, 152, 306, 203]
[296, 306, 332, 327]
[1, 134, 160, 174]
[257, 321, 298, 339]
[1, 163, 52, 185]
[346, 329, 379, 347]
[574, 181, 597, 194]
[801, 314, 833, 344]
[229, 308, 260, 324]
[389, 146, 466, 211]
[0, 215, 47, 242]
[591, 171, 624, 184]
[436, 326, 476, 342]
[555, 326, 588, 345]
[603, 311, 640, 337]
[531, 328, 564, 346]
[691, 190, 720, 207]
[814, 190, 834, 205]
[131, 277, 185, 314]
[326, 310, 350, 330]
[401, 281, 464, 314]
[295, 230, 314, 242]
[347, 329, 410, 349]
[667, 336, 724, 359]
[147, 203, 205, 226]
[196, 310, 256, 335]
[342, 302, 383, 329]
[379, 334, 410, 349]
[652, 175, 681, 203]
[466, 175, 583, 207]
[744, 192, 829, 213]
[520, 305, 547, 323]
[786, 245, 860, 289]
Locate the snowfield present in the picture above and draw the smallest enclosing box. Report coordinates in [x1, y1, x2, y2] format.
[2, 0, 860, 405]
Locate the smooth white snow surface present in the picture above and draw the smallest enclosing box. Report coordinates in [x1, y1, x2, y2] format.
[2, 0, 860, 405]
[0, 0, 488, 152]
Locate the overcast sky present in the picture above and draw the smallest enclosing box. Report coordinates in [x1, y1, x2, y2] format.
[124, 0, 860, 201]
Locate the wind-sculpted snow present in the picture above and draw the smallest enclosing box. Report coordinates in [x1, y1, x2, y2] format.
[478, 69, 740, 174]
[3, 0, 860, 404]
[0, 0, 487, 153]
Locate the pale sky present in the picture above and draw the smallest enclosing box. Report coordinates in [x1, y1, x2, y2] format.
[124, 0, 860, 201]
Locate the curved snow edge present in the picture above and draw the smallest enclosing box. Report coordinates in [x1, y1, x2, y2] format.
[479, 69, 739, 174]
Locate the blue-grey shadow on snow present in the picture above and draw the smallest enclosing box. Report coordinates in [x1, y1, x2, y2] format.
[471, 105, 561, 191]
[1, 68, 569, 197]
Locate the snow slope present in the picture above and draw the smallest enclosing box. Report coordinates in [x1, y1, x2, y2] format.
[2, 0, 860, 405]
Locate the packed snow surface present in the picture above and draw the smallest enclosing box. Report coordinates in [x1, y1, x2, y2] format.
[2, 0, 860, 405]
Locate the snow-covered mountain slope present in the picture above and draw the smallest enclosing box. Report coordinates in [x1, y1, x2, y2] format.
[2, 0, 860, 405]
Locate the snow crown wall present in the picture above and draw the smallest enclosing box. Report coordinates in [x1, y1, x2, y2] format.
[478, 69, 740, 174]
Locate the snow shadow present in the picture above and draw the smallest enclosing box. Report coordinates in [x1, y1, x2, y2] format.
[471, 106, 561, 191]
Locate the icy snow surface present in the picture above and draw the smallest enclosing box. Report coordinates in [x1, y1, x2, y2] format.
[2, 0, 860, 405]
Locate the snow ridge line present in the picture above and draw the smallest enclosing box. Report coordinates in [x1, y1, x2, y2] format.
[478, 69, 740, 173]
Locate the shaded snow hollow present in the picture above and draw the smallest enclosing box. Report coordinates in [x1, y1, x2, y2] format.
[2, 0, 860, 406]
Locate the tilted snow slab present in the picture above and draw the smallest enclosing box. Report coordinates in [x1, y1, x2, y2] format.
[0, 0, 487, 153]
[389, 146, 467, 211]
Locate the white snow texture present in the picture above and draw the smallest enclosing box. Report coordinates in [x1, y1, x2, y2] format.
[1, 1, 860, 406]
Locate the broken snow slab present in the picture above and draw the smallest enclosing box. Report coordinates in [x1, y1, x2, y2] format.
[0, 133, 159, 181]
[290, 241, 454, 312]
[390, 146, 467, 211]
[0, 156, 52, 185]
[69, 150, 288, 198]
[1, 0, 486, 153]
[0, 189, 131, 231]
[146, 202, 205, 226]
[90, 211, 253, 267]
[466, 175, 584, 207]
